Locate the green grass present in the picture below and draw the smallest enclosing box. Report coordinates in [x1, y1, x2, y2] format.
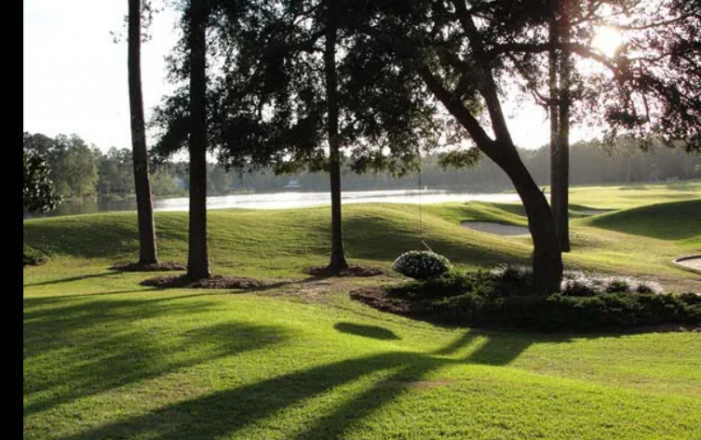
[23, 182, 701, 440]
[566, 180, 701, 210]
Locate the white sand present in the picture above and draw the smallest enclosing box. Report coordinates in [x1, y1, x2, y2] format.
[675, 257, 701, 272]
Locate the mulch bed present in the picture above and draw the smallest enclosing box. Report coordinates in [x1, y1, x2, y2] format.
[304, 264, 385, 278]
[349, 286, 423, 315]
[141, 274, 272, 290]
[111, 262, 186, 272]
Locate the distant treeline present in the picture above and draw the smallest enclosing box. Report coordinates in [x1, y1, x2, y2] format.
[23, 132, 701, 198]
[23, 133, 186, 200]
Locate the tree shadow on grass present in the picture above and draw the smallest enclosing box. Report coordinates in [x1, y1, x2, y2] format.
[53, 325, 592, 440]
[23, 294, 291, 418]
[334, 322, 401, 340]
[23, 271, 123, 288]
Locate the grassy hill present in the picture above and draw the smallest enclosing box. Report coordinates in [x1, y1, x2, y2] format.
[23, 185, 701, 440]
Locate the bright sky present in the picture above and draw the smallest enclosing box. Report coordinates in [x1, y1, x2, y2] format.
[23, 0, 593, 152]
[23, 0, 179, 151]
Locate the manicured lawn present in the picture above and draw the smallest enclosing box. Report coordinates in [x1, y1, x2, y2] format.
[24, 182, 701, 439]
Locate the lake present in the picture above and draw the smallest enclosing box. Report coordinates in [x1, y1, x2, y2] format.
[27, 189, 523, 218]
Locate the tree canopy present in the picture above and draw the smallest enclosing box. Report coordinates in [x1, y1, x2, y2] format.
[23, 150, 61, 213]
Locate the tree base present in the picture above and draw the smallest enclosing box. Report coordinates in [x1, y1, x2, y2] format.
[141, 274, 273, 290]
[304, 264, 384, 278]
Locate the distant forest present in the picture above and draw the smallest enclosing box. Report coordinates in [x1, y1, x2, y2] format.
[24, 132, 701, 199]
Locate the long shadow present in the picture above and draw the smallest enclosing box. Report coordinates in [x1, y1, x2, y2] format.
[54, 326, 557, 440]
[23, 271, 122, 288]
[334, 322, 401, 340]
[24, 294, 291, 417]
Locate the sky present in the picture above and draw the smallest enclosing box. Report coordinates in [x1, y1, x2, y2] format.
[23, 0, 587, 152]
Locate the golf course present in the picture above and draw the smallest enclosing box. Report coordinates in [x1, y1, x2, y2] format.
[23, 181, 701, 440]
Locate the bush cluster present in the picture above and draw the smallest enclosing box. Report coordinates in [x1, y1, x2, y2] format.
[384, 268, 700, 331]
[391, 251, 452, 281]
[23, 244, 46, 267]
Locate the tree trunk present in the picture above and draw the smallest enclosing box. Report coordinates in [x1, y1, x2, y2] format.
[418, 62, 563, 294]
[128, 0, 158, 265]
[187, 0, 210, 279]
[500, 147, 564, 293]
[550, 0, 571, 252]
[324, 13, 349, 272]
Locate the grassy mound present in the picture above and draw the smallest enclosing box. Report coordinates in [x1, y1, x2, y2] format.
[586, 199, 701, 240]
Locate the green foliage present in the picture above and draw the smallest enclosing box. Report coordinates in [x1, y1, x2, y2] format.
[23, 150, 61, 213]
[391, 251, 452, 281]
[385, 268, 698, 331]
[97, 147, 135, 197]
[24, 132, 98, 199]
[22, 244, 46, 267]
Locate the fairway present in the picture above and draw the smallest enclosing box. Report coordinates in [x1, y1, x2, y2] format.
[23, 182, 701, 440]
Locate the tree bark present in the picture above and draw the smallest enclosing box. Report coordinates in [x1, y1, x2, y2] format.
[550, 0, 571, 252]
[128, 0, 158, 265]
[498, 146, 564, 293]
[324, 11, 349, 272]
[187, 0, 210, 279]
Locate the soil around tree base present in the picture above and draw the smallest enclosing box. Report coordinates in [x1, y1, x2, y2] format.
[304, 265, 385, 278]
[350, 286, 421, 315]
[111, 262, 186, 272]
[141, 274, 272, 290]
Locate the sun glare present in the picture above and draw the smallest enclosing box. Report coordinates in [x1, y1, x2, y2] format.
[591, 26, 623, 58]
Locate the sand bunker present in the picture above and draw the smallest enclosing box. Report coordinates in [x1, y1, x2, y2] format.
[674, 256, 701, 273]
[461, 221, 529, 236]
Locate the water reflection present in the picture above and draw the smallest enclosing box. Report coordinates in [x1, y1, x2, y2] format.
[27, 189, 522, 218]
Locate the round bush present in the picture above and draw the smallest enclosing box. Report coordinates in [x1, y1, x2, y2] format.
[392, 251, 452, 281]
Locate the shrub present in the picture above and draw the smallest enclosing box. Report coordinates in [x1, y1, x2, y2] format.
[391, 251, 452, 281]
[372, 267, 698, 332]
[386, 270, 492, 300]
[422, 291, 700, 331]
[489, 265, 534, 296]
[560, 272, 662, 296]
[23, 244, 46, 267]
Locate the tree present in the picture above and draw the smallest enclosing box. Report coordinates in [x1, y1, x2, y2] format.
[324, 2, 349, 271]
[548, 0, 572, 252]
[538, 0, 699, 251]
[343, 1, 563, 292]
[97, 148, 135, 196]
[23, 150, 60, 213]
[350, 0, 701, 292]
[53, 135, 99, 198]
[128, 0, 159, 265]
[186, 0, 210, 279]
[208, 0, 444, 274]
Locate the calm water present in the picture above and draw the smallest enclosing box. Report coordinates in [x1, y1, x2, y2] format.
[28, 189, 522, 218]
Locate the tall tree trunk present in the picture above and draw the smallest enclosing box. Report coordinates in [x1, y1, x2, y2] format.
[187, 0, 210, 279]
[128, 0, 158, 265]
[418, 61, 563, 294]
[550, 0, 571, 252]
[499, 147, 564, 293]
[324, 12, 349, 272]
